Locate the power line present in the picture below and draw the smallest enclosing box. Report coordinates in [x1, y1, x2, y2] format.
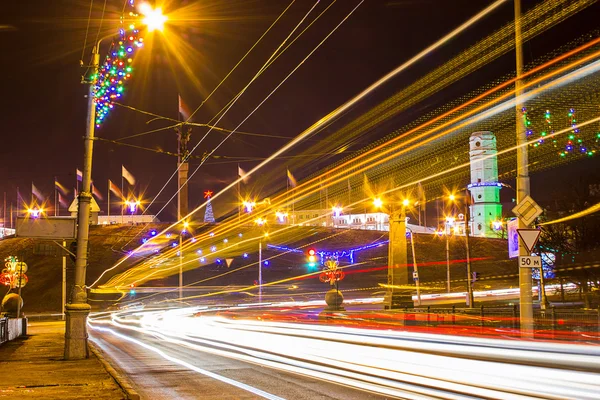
[80, 0, 95, 65]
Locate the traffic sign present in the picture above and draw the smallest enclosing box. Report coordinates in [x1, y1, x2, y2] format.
[517, 229, 541, 254]
[519, 255, 541, 268]
[412, 271, 419, 280]
[225, 258, 233, 268]
[512, 195, 543, 226]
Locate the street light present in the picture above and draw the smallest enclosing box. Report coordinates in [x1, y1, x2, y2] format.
[66, 6, 169, 360]
[139, 2, 168, 33]
[179, 220, 189, 300]
[407, 227, 421, 306]
[254, 219, 268, 302]
[125, 198, 141, 223]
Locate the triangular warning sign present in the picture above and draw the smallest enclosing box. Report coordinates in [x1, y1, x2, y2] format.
[225, 258, 234, 268]
[517, 229, 541, 254]
[68, 197, 100, 213]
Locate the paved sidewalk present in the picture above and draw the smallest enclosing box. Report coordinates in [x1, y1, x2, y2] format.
[0, 321, 126, 399]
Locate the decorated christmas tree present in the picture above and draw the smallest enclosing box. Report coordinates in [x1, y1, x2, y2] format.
[203, 190, 215, 223]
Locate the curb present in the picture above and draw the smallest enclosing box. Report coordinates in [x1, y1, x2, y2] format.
[89, 340, 141, 400]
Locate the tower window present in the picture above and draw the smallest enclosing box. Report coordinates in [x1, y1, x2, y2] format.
[475, 141, 481, 147]
[477, 194, 482, 199]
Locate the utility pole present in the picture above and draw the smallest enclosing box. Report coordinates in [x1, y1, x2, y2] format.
[65, 41, 99, 360]
[446, 233, 451, 293]
[514, 0, 533, 336]
[62, 240, 66, 320]
[176, 125, 192, 220]
[465, 189, 474, 308]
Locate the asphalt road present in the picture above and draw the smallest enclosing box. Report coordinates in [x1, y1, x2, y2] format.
[89, 324, 387, 400]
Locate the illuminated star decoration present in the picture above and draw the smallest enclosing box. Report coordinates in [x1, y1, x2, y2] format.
[204, 190, 214, 198]
[93, 0, 144, 127]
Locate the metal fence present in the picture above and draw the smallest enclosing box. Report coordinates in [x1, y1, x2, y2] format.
[0, 317, 8, 345]
[361, 306, 600, 339]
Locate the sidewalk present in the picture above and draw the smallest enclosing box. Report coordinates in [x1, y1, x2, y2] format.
[0, 321, 127, 399]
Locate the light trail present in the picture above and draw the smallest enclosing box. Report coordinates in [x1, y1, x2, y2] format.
[89, 308, 600, 399]
[91, 0, 507, 287]
[89, 325, 285, 400]
[110, 40, 600, 289]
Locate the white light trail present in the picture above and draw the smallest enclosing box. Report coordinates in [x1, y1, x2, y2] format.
[89, 308, 600, 399]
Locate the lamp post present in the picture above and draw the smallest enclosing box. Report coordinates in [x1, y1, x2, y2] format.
[66, 5, 167, 360]
[407, 227, 421, 306]
[254, 218, 267, 303]
[179, 221, 189, 300]
[126, 199, 140, 224]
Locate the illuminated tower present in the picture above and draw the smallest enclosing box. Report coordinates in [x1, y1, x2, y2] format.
[468, 131, 502, 237]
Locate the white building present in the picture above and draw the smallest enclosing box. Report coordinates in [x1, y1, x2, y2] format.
[468, 131, 503, 237]
[280, 209, 434, 234]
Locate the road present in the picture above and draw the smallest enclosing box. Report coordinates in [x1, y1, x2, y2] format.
[89, 306, 600, 399]
[90, 318, 385, 400]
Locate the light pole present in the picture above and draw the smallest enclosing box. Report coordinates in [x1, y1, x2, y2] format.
[254, 217, 267, 303]
[179, 221, 189, 300]
[66, 6, 167, 359]
[126, 198, 140, 224]
[407, 227, 421, 306]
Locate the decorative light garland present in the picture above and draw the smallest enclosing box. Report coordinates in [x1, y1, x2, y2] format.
[268, 241, 388, 264]
[93, 0, 144, 127]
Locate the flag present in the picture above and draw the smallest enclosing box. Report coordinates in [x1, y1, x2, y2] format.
[238, 165, 249, 184]
[178, 95, 192, 121]
[122, 165, 135, 185]
[55, 178, 69, 195]
[91, 183, 104, 200]
[287, 169, 297, 188]
[58, 192, 69, 208]
[76, 169, 83, 182]
[109, 179, 124, 199]
[32, 183, 44, 201]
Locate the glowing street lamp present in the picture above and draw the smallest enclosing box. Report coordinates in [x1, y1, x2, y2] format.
[275, 211, 288, 223]
[243, 201, 256, 213]
[27, 207, 44, 219]
[373, 198, 383, 209]
[139, 2, 168, 32]
[253, 219, 268, 303]
[332, 206, 343, 217]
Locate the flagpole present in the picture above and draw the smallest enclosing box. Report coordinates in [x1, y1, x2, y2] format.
[121, 175, 124, 223]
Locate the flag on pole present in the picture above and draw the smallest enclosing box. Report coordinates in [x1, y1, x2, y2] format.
[76, 169, 83, 182]
[55, 178, 69, 195]
[122, 165, 136, 185]
[32, 183, 44, 201]
[108, 180, 124, 199]
[287, 169, 297, 188]
[238, 165, 250, 184]
[178, 95, 192, 121]
[91, 183, 104, 200]
[58, 192, 69, 207]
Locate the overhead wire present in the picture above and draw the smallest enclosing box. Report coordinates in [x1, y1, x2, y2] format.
[80, 0, 95, 65]
[90, 0, 508, 287]
[151, 0, 359, 224]
[139, 0, 323, 220]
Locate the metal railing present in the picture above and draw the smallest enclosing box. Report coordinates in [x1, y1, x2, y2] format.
[0, 317, 8, 345]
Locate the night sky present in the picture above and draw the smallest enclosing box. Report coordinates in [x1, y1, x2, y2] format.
[1, 0, 599, 221]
